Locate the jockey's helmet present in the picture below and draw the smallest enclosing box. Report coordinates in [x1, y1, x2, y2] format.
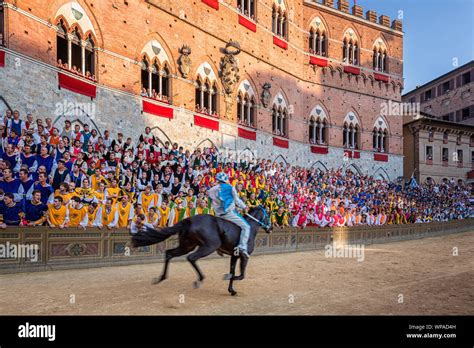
[216, 172, 229, 183]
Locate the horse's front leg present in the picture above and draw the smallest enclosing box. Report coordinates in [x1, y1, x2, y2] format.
[187, 245, 217, 288]
[225, 255, 239, 296]
[152, 245, 189, 285]
[232, 256, 248, 281]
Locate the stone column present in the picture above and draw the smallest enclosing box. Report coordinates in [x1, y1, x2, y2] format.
[278, 112, 283, 134]
[318, 34, 323, 55]
[246, 102, 251, 125]
[81, 41, 86, 74]
[147, 67, 153, 97]
[159, 71, 163, 96]
[208, 89, 213, 113]
[67, 34, 73, 69]
[200, 87, 205, 109]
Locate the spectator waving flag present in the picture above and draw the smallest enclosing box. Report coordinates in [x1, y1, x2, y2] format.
[408, 174, 418, 189]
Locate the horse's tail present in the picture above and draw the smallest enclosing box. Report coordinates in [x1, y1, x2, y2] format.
[131, 222, 185, 247]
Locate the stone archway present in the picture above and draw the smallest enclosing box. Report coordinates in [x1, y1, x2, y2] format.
[0, 96, 13, 116]
[311, 160, 328, 172]
[373, 167, 390, 181]
[53, 104, 101, 136]
[195, 138, 220, 153]
[273, 154, 289, 166]
[346, 163, 362, 175]
[239, 147, 257, 161]
[150, 126, 173, 146]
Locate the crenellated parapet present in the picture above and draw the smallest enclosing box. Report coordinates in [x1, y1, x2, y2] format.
[316, 0, 401, 32]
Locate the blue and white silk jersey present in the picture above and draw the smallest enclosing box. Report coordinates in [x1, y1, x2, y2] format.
[208, 183, 246, 216]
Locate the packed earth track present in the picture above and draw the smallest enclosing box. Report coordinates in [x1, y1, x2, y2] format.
[1, 231, 473, 315]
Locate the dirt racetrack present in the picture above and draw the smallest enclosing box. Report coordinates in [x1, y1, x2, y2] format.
[1, 231, 473, 315]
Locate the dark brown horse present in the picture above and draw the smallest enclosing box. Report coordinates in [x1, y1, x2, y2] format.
[131, 206, 272, 295]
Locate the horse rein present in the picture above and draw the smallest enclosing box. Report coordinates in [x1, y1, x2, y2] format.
[245, 206, 271, 230]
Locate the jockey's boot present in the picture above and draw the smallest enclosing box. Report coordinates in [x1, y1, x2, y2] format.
[240, 248, 250, 259]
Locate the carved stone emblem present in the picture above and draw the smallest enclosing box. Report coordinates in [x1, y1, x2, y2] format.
[66, 243, 87, 256]
[219, 40, 241, 119]
[178, 45, 192, 79]
[220, 40, 241, 95]
[261, 83, 272, 108]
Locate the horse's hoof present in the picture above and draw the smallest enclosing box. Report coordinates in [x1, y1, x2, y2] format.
[230, 290, 237, 296]
[193, 281, 201, 289]
[233, 275, 244, 281]
[151, 276, 164, 285]
[223, 273, 233, 280]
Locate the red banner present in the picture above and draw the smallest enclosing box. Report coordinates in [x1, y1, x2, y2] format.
[311, 145, 328, 154]
[374, 153, 388, 162]
[273, 137, 289, 148]
[238, 127, 256, 141]
[202, 0, 219, 10]
[309, 56, 328, 67]
[374, 73, 390, 82]
[0, 51, 5, 68]
[344, 150, 360, 159]
[194, 114, 219, 131]
[143, 100, 174, 119]
[273, 36, 288, 50]
[58, 72, 96, 98]
[238, 15, 257, 32]
[343, 66, 361, 75]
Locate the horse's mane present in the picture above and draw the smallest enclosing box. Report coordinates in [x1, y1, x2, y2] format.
[248, 206, 260, 215]
[248, 206, 265, 218]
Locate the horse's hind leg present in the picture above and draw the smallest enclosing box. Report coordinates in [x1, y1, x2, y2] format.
[232, 256, 249, 281]
[152, 245, 191, 285]
[226, 255, 239, 296]
[187, 246, 216, 289]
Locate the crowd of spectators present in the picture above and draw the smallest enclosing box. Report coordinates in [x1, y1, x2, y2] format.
[0, 109, 471, 230]
[140, 88, 170, 104]
[57, 59, 96, 82]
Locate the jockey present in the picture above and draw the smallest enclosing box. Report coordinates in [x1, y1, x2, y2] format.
[208, 172, 251, 258]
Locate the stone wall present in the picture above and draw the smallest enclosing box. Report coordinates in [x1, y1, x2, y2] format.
[0, 219, 471, 274]
[1, 0, 405, 155]
[0, 49, 403, 178]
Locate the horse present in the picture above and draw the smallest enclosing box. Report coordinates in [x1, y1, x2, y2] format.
[131, 206, 272, 295]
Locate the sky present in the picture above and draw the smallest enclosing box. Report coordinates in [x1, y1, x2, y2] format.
[351, 0, 474, 94]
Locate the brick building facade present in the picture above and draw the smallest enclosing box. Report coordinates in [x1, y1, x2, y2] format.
[402, 61, 474, 125]
[0, 0, 404, 179]
[403, 113, 474, 184]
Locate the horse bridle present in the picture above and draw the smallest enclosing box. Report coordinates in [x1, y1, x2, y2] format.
[245, 205, 272, 230]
